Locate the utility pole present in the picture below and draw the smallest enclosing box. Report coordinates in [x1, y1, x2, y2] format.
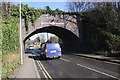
[19, 0, 23, 64]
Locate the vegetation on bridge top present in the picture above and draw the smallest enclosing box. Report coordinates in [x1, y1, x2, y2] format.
[10, 4, 82, 31]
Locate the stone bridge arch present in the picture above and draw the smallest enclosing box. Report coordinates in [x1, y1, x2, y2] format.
[24, 26, 80, 52]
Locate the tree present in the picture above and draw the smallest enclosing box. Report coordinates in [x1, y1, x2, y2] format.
[44, 6, 52, 11]
[66, 1, 120, 54]
[82, 2, 120, 53]
[1, 2, 11, 17]
[66, 1, 92, 12]
[1, 2, 19, 55]
[66, 1, 92, 51]
[34, 36, 41, 43]
[49, 36, 59, 43]
[54, 8, 61, 11]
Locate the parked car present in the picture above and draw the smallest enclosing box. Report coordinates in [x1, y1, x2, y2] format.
[40, 43, 62, 58]
[29, 45, 34, 50]
[31, 49, 41, 54]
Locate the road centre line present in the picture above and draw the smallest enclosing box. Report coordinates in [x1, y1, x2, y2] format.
[77, 63, 119, 79]
[60, 58, 70, 62]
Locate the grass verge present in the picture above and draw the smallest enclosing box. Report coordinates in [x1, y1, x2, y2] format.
[2, 53, 20, 78]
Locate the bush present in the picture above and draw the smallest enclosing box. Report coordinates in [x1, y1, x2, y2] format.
[2, 16, 19, 55]
[100, 51, 120, 57]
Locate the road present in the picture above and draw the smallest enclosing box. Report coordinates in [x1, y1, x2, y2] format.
[28, 51, 120, 80]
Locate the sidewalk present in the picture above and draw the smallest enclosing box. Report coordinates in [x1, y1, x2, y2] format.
[73, 53, 120, 64]
[9, 54, 40, 78]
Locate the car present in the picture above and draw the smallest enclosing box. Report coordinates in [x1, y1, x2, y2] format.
[40, 43, 62, 59]
[29, 45, 34, 50]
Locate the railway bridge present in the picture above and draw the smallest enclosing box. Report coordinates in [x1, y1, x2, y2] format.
[21, 13, 83, 52]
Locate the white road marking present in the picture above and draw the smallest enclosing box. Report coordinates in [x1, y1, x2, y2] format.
[39, 61, 53, 80]
[37, 60, 49, 79]
[77, 63, 119, 79]
[42, 71, 49, 80]
[32, 56, 40, 78]
[77, 55, 120, 66]
[60, 58, 70, 62]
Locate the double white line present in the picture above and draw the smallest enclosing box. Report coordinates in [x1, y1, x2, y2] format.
[37, 60, 53, 80]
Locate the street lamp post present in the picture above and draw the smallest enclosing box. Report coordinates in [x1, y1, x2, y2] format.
[19, 0, 23, 64]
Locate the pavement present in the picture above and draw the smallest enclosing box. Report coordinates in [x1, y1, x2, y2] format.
[9, 54, 40, 78]
[72, 53, 120, 64]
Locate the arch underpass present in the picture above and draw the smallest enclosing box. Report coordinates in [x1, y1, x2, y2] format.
[24, 26, 80, 52]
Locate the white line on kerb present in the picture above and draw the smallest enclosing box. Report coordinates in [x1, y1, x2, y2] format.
[60, 58, 70, 62]
[77, 63, 119, 79]
[32, 55, 40, 78]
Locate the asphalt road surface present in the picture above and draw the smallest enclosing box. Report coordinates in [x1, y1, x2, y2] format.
[29, 53, 120, 80]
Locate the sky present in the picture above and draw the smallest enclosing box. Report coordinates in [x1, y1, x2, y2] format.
[22, 2, 67, 11]
[30, 33, 57, 40]
[12, 2, 67, 11]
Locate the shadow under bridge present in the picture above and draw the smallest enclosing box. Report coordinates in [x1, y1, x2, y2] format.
[24, 26, 80, 53]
